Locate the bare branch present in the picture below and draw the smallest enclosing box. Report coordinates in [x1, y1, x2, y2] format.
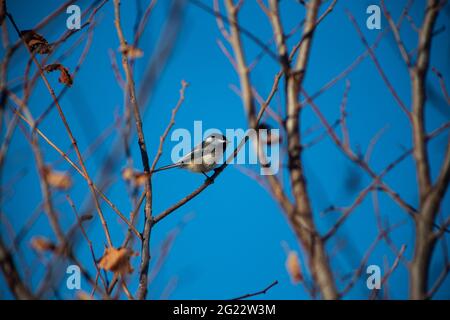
[0, 235, 34, 299]
[231, 280, 278, 300]
[113, 0, 153, 300]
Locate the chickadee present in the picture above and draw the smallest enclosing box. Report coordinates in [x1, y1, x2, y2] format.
[153, 134, 229, 177]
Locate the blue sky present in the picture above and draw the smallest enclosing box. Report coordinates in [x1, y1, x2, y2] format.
[1, 0, 449, 299]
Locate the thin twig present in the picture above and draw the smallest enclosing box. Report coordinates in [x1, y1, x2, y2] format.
[231, 280, 278, 300]
[6, 10, 114, 247]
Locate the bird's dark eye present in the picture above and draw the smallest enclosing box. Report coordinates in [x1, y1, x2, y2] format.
[211, 135, 215, 138]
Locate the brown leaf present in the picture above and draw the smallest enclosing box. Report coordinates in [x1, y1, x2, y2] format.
[31, 236, 56, 252]
[44, 63, 73, 87]
[58, 67, 73, 87]
[43, 166, 72, 190]
[20, 30, 51, 54]
[134, 172, 148, 186]
[121, 168, 147, 187]
[79, 214, 93, 222]
[286, 251, 303, 284]
[119, 45, 143, 59]
[77, 291, 94, 300]
[121, 167, 134, 181]
[98, 247, 137, 276]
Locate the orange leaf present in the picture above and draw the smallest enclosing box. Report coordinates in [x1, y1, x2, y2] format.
[121, 168, 147, 187]
[31, 236, 56, 252]
[77, 291, 94, 300]
[121, 167, 134, 181]
[119, 45, 143, 59]
[134, 172, 148, 186]
[44, 63, 73, 87]
[43, 166, 72, 190]
[98, 247, 137, 276]
[286, 251, 303, 284]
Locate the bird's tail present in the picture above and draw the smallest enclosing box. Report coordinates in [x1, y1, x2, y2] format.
[152, 163, 181, 173]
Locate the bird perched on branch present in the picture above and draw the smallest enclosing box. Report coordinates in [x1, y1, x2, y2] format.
[153, 134, 229, 178]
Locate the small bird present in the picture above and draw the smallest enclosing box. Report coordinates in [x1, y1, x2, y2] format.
[153, 133, 229, 178]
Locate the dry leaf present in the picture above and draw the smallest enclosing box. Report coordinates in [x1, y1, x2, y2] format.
[77, 291, 94, 300]
[31, 236, 56, 252]
[122, 168, 147, 187]
[98, 247, 137, 276]
[20, 30, 51, 54]
[44, 63, 73, 87]
[121, 167, 134, 181]
[43, 166, 72, 190]
[134, 172, 148, 186]
[58, 67, 73, 87]
[119, 45, 143, 59]
[286, 251, 303, 284]
[79, 213, 93, 222]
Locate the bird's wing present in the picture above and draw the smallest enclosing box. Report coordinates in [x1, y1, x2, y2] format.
[154, 140, 207, 172]
[177, 140, 206, 164]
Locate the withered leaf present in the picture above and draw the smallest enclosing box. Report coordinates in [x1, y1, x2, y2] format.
[20, 30, 52, 54]
[134, 172, 148, 186]
[77, 291, 94, 300]
[98, 247, 137, 276]
[121, 167, 134, 181]
[43, 166, 72, 190]
[44, 63, 73, 87]
[119, 45, 143, 59]
[122, 168, 148, 187]
[31, 236, 56, 252]
[286, 251, 303, 284]
[79, 214, 93, 222]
